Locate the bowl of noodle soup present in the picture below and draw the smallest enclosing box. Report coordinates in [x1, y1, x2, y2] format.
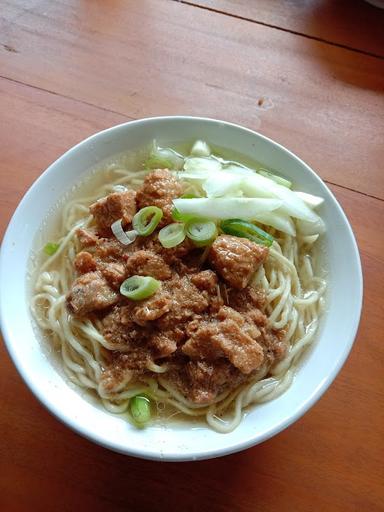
[0, 117, 362, 460]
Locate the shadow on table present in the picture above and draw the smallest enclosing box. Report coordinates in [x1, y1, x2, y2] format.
[305, 0, 384, 56]
[5, 385, 281, 511]
[301, 0, 384, 91]
[1, 339, 284, 512]
[74, 439, 275, 512]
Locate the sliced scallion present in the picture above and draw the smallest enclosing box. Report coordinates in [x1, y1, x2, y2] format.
[111, 219, 137, 245]
[158, 223, 186, 248]
[120, 275, 160, 300]
[185, 218, 218, 247]
[132, 206, 163, 236]
[220, 219, 274, 247]
[130, 395, 151, 425]
[44, 242, 59, 256]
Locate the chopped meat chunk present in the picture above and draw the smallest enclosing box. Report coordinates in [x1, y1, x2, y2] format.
[217, 305, 261, 340]
[74, 252, 127, 287]
[245, 308, 268, 328]
[228, 286, 267, 327]
[76, 228, 99, 247]
[209, 295, 225, 315]
[101, 307, 154, 371]
[108, 351, 151, 373]
[216, 305, 244, 324]
[190, 270, 218, 292]
[66, 271, 118, 316]
[131, 289, 172, 326]
[99, 363, 133, 394]
[148, 332, 178, 358]
[94, 237, 132, 262]
[209, 235, 268, 289]
[228, 285, 266, 311]
[260, 327, 288, 363]
[98, 261, 127, 288]
[136, 169, 183, 225]
[169, 360, 246, 404]
[172, 250, 206, 276]
[74, 251, 97, 274]
[190, 271, 224, 314]
[141, 234, 195, 266]
[156, 276, 210, 329]
[126, 250, 172, 280]
[183, 314, 264, 374]
[101, 305, 144, 346]
[185, 315, 204, 337]
[89, 190, 136, 234]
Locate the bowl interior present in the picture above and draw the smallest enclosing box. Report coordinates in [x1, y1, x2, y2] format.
[0, 117, 362, 461]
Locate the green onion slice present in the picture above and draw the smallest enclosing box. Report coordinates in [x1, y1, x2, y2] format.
[158, 223, 186, 248]
[185, 218, 218, 247]
[258, 169, 292, 189]
[120, 275, 160, 300]
[132, 206, 163, 236]
[130, 395, 151, 425]
[44, 242, 59, 256]
[220, 219, 274, 247]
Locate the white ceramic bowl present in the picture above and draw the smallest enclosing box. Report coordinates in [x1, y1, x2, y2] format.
[0, 117, 362, 461]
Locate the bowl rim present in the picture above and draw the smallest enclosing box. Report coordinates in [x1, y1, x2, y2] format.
[0, 115, 363, 461]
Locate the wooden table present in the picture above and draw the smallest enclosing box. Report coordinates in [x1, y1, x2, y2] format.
[1, 1, 383, 510]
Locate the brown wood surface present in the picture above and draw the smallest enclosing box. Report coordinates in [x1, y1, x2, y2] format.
[0, 1, 383, 511]
[183, 0, 384, 57]
[1, 0, 384, 199]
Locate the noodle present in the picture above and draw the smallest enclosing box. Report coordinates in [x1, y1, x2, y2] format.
[31, 165, 326, 433]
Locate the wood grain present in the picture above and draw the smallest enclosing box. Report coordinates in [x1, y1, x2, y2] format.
[0, 1, 383, 510]
[0, 77, 128, 237]
[0, 182, 382, 512]
[1, 0, 383, 198]
[181, 0, 384, 57]
[0, 73, 383, 511]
